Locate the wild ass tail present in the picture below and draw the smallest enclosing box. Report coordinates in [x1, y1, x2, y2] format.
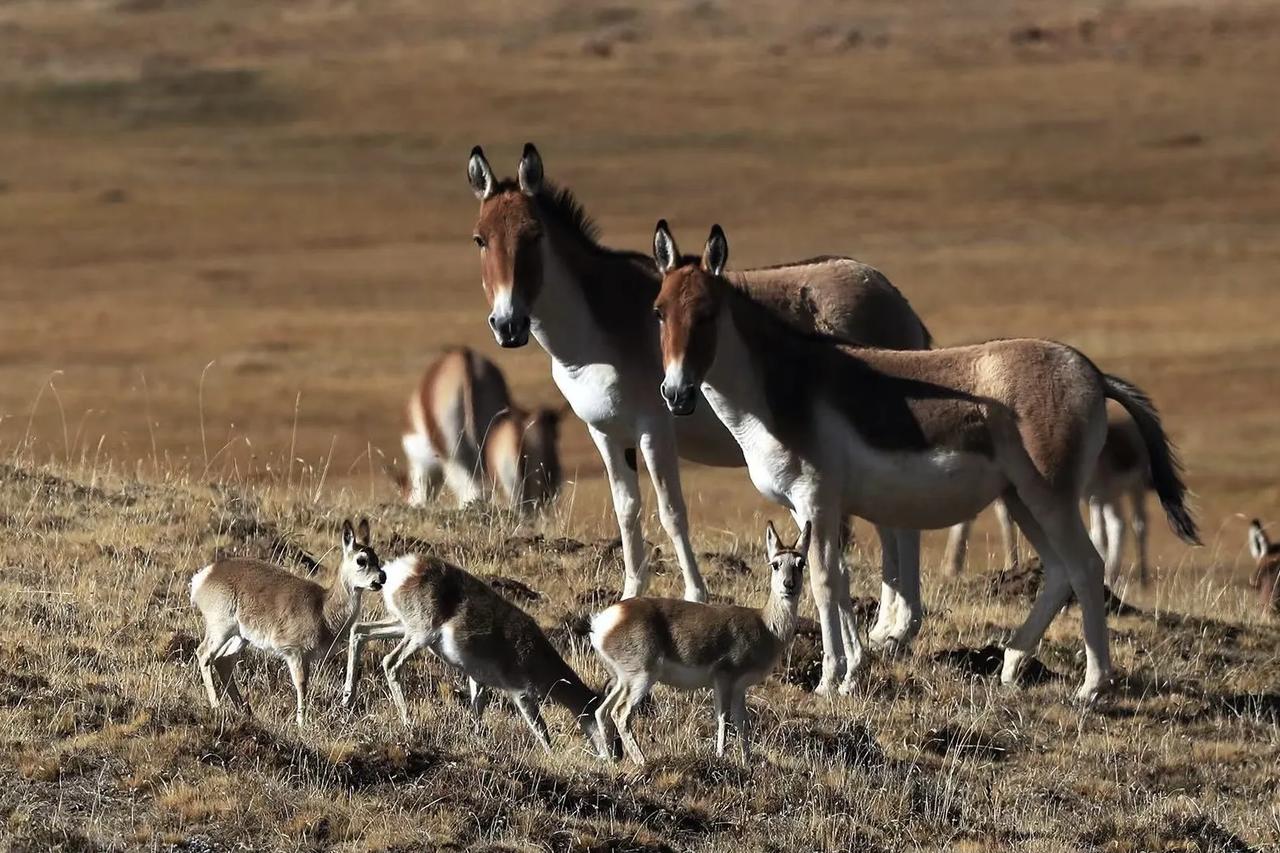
[1102, 373, 1200, 545]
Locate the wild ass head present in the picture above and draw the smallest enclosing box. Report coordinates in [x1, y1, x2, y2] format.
[467, 143, 548, 348]
[651, 220, 729, 416]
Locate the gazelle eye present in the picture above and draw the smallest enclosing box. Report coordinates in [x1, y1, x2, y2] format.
[473, 235, 486, 249]
[795, 558, 805, 569]
[356, 554, 367, 568]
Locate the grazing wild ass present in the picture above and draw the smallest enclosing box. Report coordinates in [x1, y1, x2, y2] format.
[191, 519, 385, 725]
[466, 143, 942, 666]
[592, 520, 810, 763]
[343, 553, 618, 758]
[651, 222, 1199, 701]
[945, 406, 1153, 585]
[1248, 519, 1280, 616]
[402, 346, 563, 511]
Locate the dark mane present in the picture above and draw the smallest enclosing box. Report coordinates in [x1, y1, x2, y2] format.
[530, 180, 601, 246]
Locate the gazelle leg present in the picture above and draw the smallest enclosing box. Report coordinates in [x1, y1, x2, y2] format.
[1102, 500, 1126, 586]
[382, 635, 425, 727]
[284, 651, 310, 727]
[994, 498, 1020, 571]
[730, 684, 750, 760]
[213, 654, 246, 709]
[595, 678, 625, 748]
[344, 620, 403, 707]
[888, 529, 923, 647]
[943, 518, 972, 577]
[469, 679, 492, 734]
[868, 525, 899, 648]
[713, 676, 732, 757]
[402, 434, 442, 507]
[639, 424, 707, 602]
[513, 692, 552, 753]
[1131, 486, 1149, 587]
[588, 426, 648, 599]
[197, 624, 239, 709]
[613, 678, 650, 764]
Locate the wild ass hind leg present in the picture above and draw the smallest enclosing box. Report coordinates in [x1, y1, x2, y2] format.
[942, 518, 972, 577]
[639, 425, 707, 602]
[803, 512, 856, 696]
[998, 493, 1074, 688]
[1101, 499, 1127, 587]
[589, 426, 649, 599]
[994, 498, 1020, 571]
[1005, 491, 1112, 703]
[887, 529, 923, 649]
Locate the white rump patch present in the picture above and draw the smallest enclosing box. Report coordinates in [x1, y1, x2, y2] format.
[589, 604, 626, 654]
[189, 564, 214, 603]
[379, 554, 421, 614]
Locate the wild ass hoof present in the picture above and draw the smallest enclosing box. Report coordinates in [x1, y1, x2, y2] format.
[1072, 675, 1113, 707]
[999, 647, 1027, 687]
[814, 678, 840, 697]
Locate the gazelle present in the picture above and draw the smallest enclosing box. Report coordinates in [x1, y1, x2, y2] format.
[343, 553, 617, 758]
[1248, 519, 1280, 616]
[591, 520, 810, 764]
[466, 144, 937, 661]
[190, 519, 385, 726]
[652, 222, 1199, 702]
[402, 346, 563, 512]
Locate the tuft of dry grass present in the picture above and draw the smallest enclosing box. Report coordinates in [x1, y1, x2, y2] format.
[0, 458, 1276, 851]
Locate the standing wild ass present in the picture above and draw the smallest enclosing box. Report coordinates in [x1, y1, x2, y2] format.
[651, 222, 1199, 700]
[466, 144, 957, 676]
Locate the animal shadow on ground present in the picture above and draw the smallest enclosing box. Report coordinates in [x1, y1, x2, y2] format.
[931, 644, 1060, 686]
[920, 724, 1013, 763]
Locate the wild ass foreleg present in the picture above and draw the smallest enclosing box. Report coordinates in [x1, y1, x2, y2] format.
[639, 424, 708, 602]
[887, 529, 923, 647]
[589, 426, 648, 599]
[1130, 486, 1149, 586]
[806, 513, 856, 695]
[1101, 500, 1127, 586]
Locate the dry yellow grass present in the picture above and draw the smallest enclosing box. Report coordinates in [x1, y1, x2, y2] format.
[1, 0, 1278, 849]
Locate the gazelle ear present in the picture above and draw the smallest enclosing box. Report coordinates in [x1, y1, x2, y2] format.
[468, 145, 496, 200]
[702, 224, 728, 276]
[765, 520, 780, 560]
[795, 520, 812, 556]
[653, 219, 680, 274]
[1248, 520, 1269, 560]
[356, 518, 371, 546]
[341, 519, 356, 551]
[518, 142, 544, 196]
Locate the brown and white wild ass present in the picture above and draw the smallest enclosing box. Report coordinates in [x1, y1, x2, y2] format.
[466, 144, 949, 680]
[651, 222, 1200, 701]
[402, 346, 563, 512]
[1247, 519, 1280, 617]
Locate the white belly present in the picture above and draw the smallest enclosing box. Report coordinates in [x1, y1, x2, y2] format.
[551, 359, 629, 430]
[842, 442, 1006, 529]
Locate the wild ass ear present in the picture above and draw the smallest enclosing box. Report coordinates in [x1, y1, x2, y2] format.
[518, 142, 544, 196]
[1248, 519, 1269, 560]
[341, 519, 356, 552]
[702, 224, 728, 277]
[765, 520, 781, 561]
[795, 520, 812, 556]
[468, 145, 496, 200]
[356, 518, 371, 546]
[653, 219, 680, 274]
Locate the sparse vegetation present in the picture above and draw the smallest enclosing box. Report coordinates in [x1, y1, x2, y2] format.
[1, 0, 1277, 849]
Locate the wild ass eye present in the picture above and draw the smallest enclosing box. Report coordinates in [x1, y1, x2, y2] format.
[473, 235, 486, 249]
[653, 307, 664, 322]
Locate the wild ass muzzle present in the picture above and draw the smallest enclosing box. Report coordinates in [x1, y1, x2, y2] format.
[466, 143, 948, 646]
[651, 222, 1200, 702]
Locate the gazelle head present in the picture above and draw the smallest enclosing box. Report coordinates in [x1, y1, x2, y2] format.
[1248, 518, 1277, 587]
[468, 143, 547, 348]
[652, 220, 729, 416]
[766, 519, 811, 601]
[340, 518, 385, 591]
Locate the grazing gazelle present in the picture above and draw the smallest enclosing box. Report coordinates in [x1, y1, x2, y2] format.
[465, 144, 933, 629]
[343, 553, 617, 758]
[1248, 519, 1280, 617]
[402, 346, 563, 512]
[190, 519, 385, 726]
[651, 222, 1200, 701]
[591, 520, 810, 763]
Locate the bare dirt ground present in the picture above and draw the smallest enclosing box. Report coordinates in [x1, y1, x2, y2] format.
[0, 0, 1278, 850]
